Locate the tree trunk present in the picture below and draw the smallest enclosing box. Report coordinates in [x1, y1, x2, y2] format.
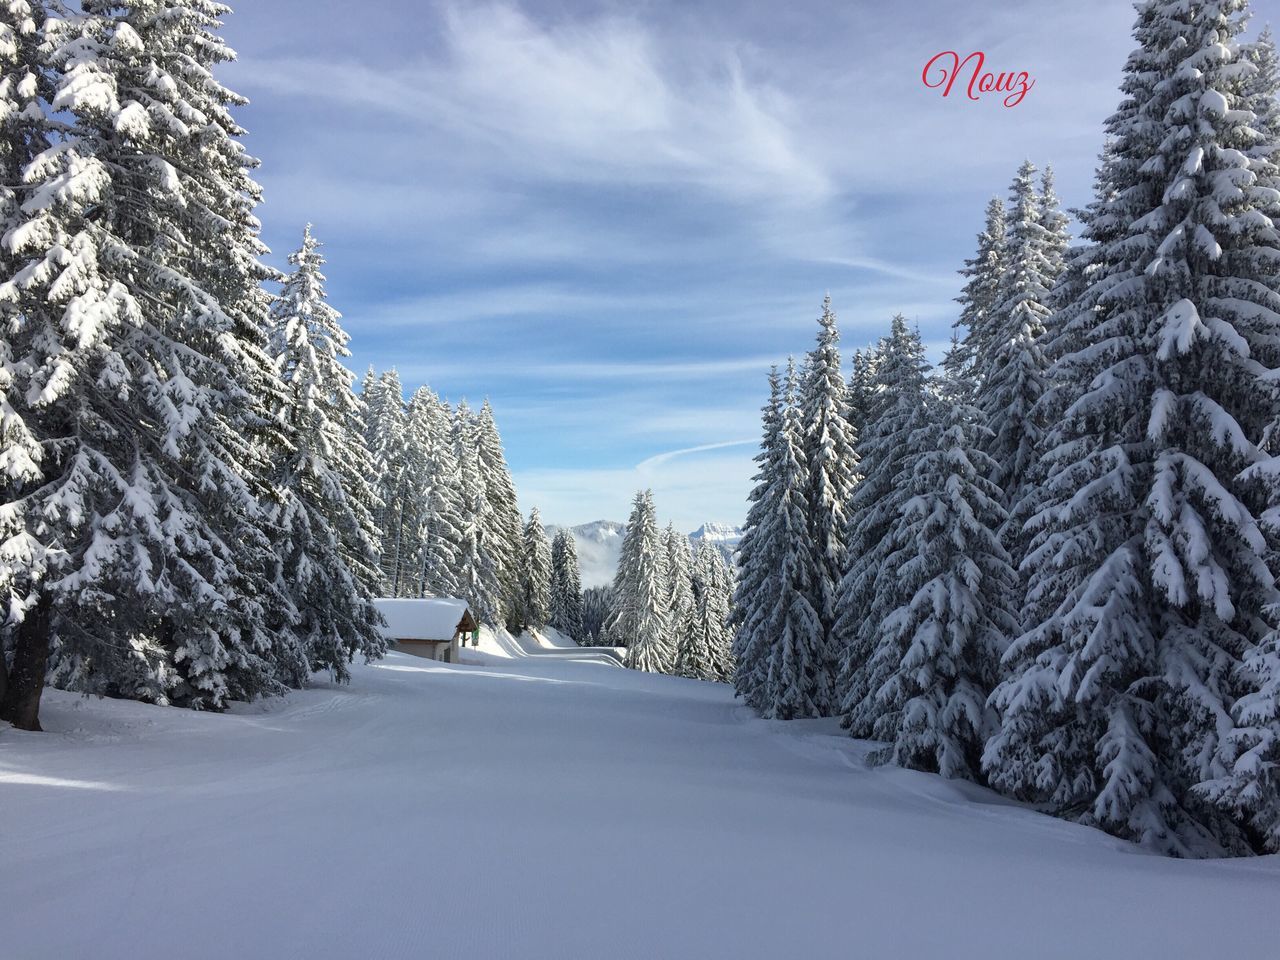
[0, 594, 53, 732]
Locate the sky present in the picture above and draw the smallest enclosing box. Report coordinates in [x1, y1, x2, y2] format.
[214, 0, 1272, 531]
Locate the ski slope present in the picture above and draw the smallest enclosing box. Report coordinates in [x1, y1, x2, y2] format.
[2, 646, 1276, 959]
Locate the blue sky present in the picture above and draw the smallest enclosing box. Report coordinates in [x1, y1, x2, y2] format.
[217, 0, 1198, 530]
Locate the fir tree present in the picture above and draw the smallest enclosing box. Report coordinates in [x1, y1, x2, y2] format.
[951, 196, 1007, 383]
[863, 387, 1016, 779]
[731, 367, 786, 704]
[474, 400, 523, 626]
[549, 528, 584, 641]
[364, 368, 408, 594]
[987, 0, 1280, 855]
[609, 490, 674, 673]
[406, 387, 465, 598]
[518, 507, 552, 630]
[798, 295, 858, 711]
[733, 361, 824, 716]
[978, 161, 1054, 517]
[7, 0, 299, 716]
[266, 225, 385, 682]
[836, 316, 931, 736]
[452, 401, 502, 624]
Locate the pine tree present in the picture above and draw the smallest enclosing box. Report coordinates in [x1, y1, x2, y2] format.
[452, 401, 502, 624]
[266, 225, 384, 682]
[609, 490, 674, 673]
[731, 367, 786, 705]
[987, 0, 1280, 855]
[665, 525, 701, 678]
[862, 387, 1016, 779]
[0, 0, 89, 727]
[5, 0, 300, 716]
[364, 368, 408, 594]
[474, 400, 523, 626]
[406, 387, 465, 598]
[518, 507, 552, 630]
[798, 295, 858, 711]
[836, 316, 931, 736]
[950, 196, 1007, 383]
[691, 543, 735, 682]
[846, 348, 877, 439]
[978, 161, 1054, 517]
[549, 528, 584, 641]
[732, 360, 824, 716]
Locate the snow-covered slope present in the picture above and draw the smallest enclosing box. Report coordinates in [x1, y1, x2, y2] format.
[2, 654, 1275, 959]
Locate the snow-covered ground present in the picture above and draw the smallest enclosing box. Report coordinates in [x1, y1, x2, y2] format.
[3, 637, 1276, 959]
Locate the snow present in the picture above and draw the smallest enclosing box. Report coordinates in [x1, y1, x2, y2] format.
[2, 653, 1276, 959]
[373, 596, 470, 640]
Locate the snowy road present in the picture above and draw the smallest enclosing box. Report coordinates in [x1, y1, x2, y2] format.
[1, 643, 1276, 959]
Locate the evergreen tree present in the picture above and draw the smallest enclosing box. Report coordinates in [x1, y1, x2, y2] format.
[733, 361, 824, 717]
[978, 161, 1054, 517]
[364, 368, 408, 594]
[266, 225, 384, 682]
[474, 400, 523, 626]
[452, 401, 501, 624]
[609, 490, 674, 673]
[518, 507, 552, 629]
[987, 0, 1280, 855]
[731, 367, 786, 705]
[846, 348, 877, 440]
[691, 543, 735, 682]
[950, 196, 1007, 382]
[406, 387, 464, 598]
[4, 0, 300, 719]
[798, 295, 858, 711]
[665, 525, 701, 678]
[862, 387, 1017, 779]
[836, 316, 931, 736]
[549, 529, 584, 641]
[0, 0, 87, 727]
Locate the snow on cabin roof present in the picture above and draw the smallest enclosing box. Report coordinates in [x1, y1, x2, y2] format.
[374, 598, 473, 642]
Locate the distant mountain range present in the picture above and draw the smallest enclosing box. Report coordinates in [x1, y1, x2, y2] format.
[545, 520, 744, 588]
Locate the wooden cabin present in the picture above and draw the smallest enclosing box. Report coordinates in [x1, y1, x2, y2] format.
[373, 598, 479, 663]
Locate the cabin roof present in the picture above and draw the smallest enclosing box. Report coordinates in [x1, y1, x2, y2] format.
[374, 597, 474, 642]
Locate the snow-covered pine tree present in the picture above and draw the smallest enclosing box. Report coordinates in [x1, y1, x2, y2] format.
[548, 528, 584, 641]
[665, 524, 702, 678]
[474, 400, 523, 626]
[835, 316, 931, 737]
[406, 386, 465, 598]
[451, 401, 502, 625]
[1196, 20, 1280, 854]
[987, 0, 1280, 855]
[1037, 166, 1071, 285]
[977, 161, 1054, 518]
[861, 385, 1017, 779]
[691, 542, 735, 682]
[609, 490, 674, 673]
[846, 348, 877, 440]
[0, 0, 95, 728]
[518, 507, 552, 630]
[754, 361, 825, 718]
[364, 369, 409, 595]
[731, 367, 786, 704]
[798, 296, 858, 712]
[267, 225, 384, 682]
[950, 196, 1007, 383]
[8, 0, 300, 713]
